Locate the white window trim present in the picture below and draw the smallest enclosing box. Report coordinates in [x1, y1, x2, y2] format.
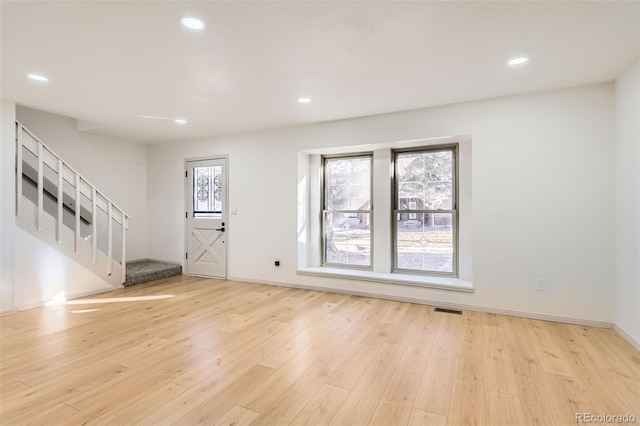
[297, 266, 474, 292]
[297, 135, 473, 292]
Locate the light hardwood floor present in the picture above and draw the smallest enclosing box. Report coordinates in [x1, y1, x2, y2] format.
[1, 275, 638, 426]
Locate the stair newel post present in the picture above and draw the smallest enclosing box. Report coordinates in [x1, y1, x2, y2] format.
[75, 173, 81, 255]
[57, 159, 64, 244]
[92, 188, 97, 264]
[107, 202, 113, 276]
[16, 123, 23, 218]
[121, 212, 127, 285]
[37, 141, 44, 231]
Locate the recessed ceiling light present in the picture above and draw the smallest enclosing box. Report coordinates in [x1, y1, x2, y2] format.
[180, 16, 205, 31]
[27, 73, 48, 82]
[298, 97, 311, 103]
[174, 118, 188, 125]
[508, 56, 529, 66]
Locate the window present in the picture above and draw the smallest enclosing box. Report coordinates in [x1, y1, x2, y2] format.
[394, 146, 457, 275]
[192, 164, 223, 218]
[322, 155, 372, 268]
[300, 140, 467, 288]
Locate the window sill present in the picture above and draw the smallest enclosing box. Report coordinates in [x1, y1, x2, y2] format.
[297, 267, 474, 293]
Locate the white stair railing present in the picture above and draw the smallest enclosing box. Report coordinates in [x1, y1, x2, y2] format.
[15, 121, 129, 284]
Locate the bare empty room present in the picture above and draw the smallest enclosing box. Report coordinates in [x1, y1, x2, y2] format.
[1, 1, 639, 425]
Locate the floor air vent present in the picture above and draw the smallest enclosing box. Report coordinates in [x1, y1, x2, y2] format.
[434, 307, 463, 315]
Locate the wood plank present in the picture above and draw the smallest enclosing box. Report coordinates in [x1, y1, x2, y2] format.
[408, 408, 447, 426]
[485, 391, 526, 426]
[326, 322, 391, 390]
[290, 384, 350, 426]
[329, 342, 405, 425]
[1, 277, 638, 426]
[413, 314, 460, 415]
[240, 330, 342, 412]
[395, 305, 438, 375]
[19, 402, 80, 426]
[169, 364, 276, 425]
[448, 378, 486, 426]
[212, 405, 259, 426]
[258, 316, 339, 369]
[83, 381, 188, 425]
[250, 353, 345, 425]
[0, 361, 130, 423]
[368, 371, 422, 426]
[482, 323, 519, 395]
[170, 321, 297, 389]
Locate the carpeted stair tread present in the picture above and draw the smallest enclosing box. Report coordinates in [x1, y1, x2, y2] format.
[125, 260, 182, 287]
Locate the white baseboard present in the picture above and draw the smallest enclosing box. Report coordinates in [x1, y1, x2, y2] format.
[228, 275, 613, 329]
[612, 324, 640, 351]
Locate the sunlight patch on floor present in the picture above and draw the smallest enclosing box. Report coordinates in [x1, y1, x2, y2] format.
[65, 295, 175, 305]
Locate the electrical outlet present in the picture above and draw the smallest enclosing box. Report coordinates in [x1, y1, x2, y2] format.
[536, 278, 547, 291]
[274, 260, 280, 267]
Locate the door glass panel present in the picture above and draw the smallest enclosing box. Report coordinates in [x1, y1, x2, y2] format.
[193, 165, 222, 218]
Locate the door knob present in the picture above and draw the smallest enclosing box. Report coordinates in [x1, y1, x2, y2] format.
[216, 227, 225, 232]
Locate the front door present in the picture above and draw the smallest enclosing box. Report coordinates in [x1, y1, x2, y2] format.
[185, 158, 227, 278]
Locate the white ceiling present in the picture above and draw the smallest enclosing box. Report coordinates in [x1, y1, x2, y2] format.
[2, 1, 639, 143]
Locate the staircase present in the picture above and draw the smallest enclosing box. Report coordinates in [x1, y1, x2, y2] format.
[125, 260, 182, 287]
[16, 121, 128, 288]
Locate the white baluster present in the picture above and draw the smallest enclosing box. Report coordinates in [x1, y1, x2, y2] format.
[37, 142, 43, 231]
[107, 202, 113, 276]
[57, 159, 63, 244]
[16, 124, 23, 217]
[92, 188, 97, 264]
[15, 122, 131, 281]
[75, 174, 81, 254]
[121, 212, 127, 285]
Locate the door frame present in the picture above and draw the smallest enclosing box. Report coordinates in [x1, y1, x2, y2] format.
[184, 154, 229, 278]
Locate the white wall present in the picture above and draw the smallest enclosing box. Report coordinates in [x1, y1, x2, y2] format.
[614, 60, 640, 346]
[14, 226, 113, 309]
[148, 83, 615, 324]
[16, 106, 148, 261]
[1, 99, 16, 314]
